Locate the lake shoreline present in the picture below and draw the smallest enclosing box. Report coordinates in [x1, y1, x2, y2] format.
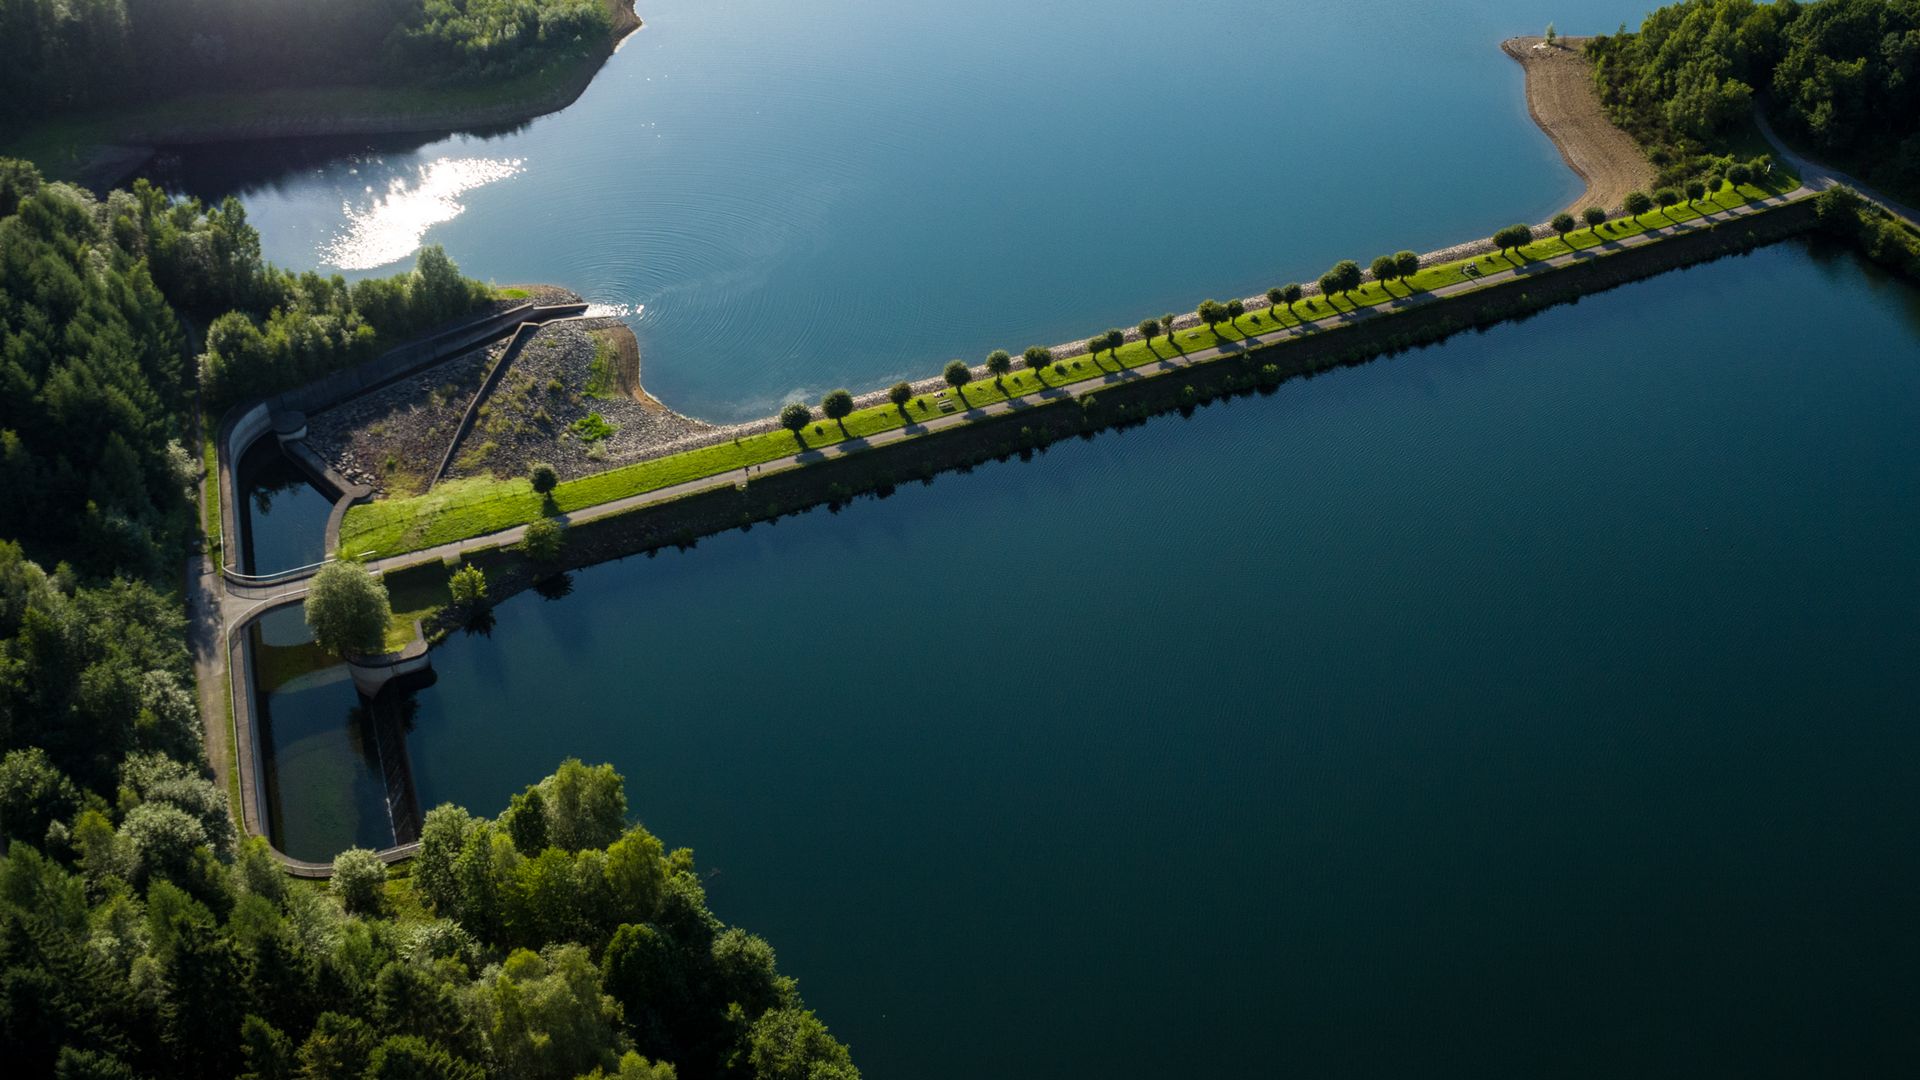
[10, 2, 642, 190]
[1503, 35, 1658, 215]
[555, 39, 1665, 454]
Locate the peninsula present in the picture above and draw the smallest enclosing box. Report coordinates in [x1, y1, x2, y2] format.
[0, 0, 642, 188]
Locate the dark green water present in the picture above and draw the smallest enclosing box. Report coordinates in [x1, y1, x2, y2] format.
[250, 606, 392, 858]
[236, 440, 333, 575]
[267, 240, 1913, 1076]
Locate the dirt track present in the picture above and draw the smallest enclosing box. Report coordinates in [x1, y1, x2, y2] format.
[1505, 36, 1656, 215]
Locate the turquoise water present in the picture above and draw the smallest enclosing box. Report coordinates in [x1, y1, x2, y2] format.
[163, 0, 1649, 422]
[276, 241, 1920, 1075]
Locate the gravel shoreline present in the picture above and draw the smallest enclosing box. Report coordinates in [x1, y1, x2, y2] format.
[1502, 36, 1659, 216]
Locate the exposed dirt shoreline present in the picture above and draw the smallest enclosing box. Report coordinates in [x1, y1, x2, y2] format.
[1503, 35, 1657, 215]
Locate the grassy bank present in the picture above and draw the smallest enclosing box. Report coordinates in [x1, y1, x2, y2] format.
[341, 179, 1794, 559]
[201, 427, 223, 560]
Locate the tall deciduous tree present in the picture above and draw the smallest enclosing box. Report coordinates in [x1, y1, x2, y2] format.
[985, 350, 1013, 391]
[1197, 299, 1226, 332]
[1332, 260, 1364, 298]
[304, 561, 391, 657]
[1370, 254, 1398, 291]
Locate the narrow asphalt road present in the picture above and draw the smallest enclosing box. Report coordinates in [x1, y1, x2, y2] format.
[1754, 109, 1919, 225]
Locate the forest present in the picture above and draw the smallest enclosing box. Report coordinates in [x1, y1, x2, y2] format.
[0, 161, 858, 1078]
[1588, 0, 1920, 197]
[0, 0, 619, 129]
[0, 159, 491, 575]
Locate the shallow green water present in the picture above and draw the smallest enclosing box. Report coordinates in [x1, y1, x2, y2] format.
[261, 240, 1920, 1075]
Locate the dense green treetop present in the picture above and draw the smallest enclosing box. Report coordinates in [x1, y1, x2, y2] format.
[0, 157, 491, 573]
[1588, 0, 1920, 195]
[305, 561, 394, 656]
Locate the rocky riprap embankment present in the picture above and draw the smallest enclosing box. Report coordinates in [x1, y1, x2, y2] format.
[305, 343, 497, 495]
[441, 318, 710, 485]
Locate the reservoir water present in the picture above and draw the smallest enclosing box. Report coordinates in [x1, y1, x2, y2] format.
[256, 239, 1920, 1076]
[162, 0, 1652, 423]
[197, 0, 1920, 1073]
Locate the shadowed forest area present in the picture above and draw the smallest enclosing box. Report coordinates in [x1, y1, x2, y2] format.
[0, 156, 859, 1078]
[0, 0, 621, 130]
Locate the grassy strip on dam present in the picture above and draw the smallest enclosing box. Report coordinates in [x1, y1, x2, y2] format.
[340, 179, 1794, 560]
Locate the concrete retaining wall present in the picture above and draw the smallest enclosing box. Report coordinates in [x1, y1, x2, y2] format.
[347, 628, 433, 698]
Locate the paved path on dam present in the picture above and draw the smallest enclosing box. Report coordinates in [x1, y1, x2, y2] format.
[353, 186, 1812, 580]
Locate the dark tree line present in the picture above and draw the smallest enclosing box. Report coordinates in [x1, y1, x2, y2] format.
[0, 0, 618, 128]
[0, 747, 857, 1079]
[0, 158, 491, 577]
[1588, 0, 1920, 196]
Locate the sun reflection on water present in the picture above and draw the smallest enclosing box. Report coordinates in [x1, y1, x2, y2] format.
[583, 302, 643, 319]
[322, 157, 524, 270]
